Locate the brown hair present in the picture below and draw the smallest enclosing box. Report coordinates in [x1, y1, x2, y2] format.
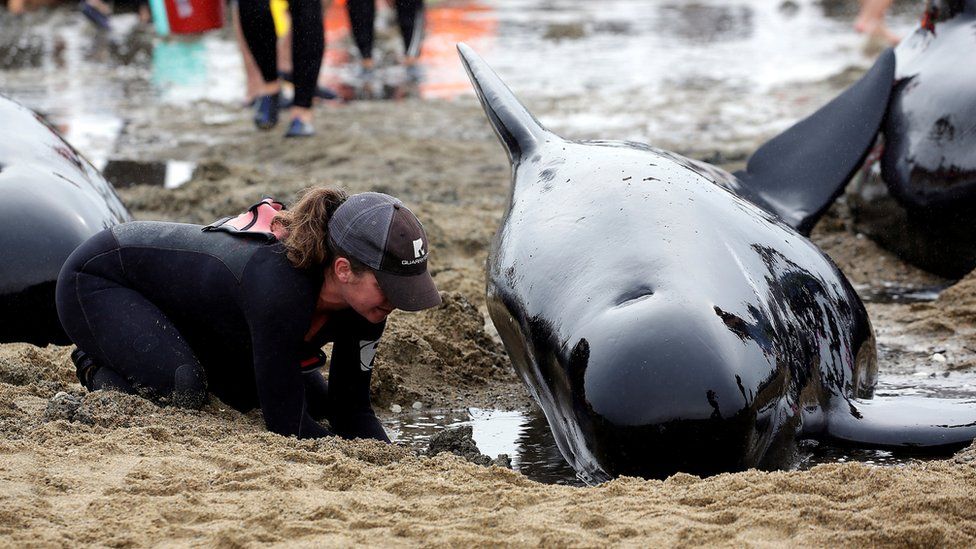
[272, 187, 353, 270]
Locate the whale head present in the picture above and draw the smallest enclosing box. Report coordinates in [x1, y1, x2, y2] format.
[458, 44, 874, 481]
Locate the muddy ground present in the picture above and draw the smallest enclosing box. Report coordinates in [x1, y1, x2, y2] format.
[4, 42, 976, 546]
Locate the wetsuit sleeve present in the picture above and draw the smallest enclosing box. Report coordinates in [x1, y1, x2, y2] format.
[327, 323, 390, 442]
[240, 255, 333, 439]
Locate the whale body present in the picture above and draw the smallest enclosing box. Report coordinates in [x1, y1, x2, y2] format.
[0, 95, 132, 346]
[458, 43, 976, 482]
[848, 0, 976, 278]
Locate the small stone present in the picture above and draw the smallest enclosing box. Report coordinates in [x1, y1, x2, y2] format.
[44, 391, 83, 422]
[931, 353, 947, 363]
[492, 454, 513, 469]
[427, 425, 493, 467]
[411, 401, 422, 410]
[390, 404, 402, 414]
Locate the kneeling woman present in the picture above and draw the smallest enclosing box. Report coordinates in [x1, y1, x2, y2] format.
[55, 188, 440, 441]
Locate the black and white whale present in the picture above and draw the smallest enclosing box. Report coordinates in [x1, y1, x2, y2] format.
[0, 95, 132, 346]
[848, 0, 976, 278]
[457, 43, 976, 483]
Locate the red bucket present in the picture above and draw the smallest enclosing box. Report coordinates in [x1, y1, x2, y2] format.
[164, 0, 223, 34]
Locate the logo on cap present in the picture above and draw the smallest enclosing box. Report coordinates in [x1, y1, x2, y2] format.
[412, 238, 425, 259]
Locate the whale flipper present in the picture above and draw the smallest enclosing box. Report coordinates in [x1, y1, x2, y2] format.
[735, 49, 896, 234]
[457, 42, 551, 164]
[818, 396, 976, 452]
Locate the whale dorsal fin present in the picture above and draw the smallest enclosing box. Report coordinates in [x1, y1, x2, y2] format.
[457, 43, 550, 164]
[734, 48, 896, 235]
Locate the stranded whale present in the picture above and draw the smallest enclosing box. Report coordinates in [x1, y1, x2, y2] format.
[0, 95, 131, 346]
[848, 0, 976, 278]
[457, 43, 976, 483]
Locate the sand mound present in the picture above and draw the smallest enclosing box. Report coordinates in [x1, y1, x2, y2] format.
[372, 291, 518, 409]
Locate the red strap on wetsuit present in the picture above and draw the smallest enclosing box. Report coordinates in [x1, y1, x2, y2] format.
[299, 349, 327, 373]
[202, 198, 285, 240]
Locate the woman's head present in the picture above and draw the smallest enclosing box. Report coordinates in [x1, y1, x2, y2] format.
[274, 188, 441, 319]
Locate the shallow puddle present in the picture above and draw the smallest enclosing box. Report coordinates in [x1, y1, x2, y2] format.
[390, 361, 976, 486]
[384, 407, 584, 486]
[102, 158, 196, 188]
[856, 282, 946, 304]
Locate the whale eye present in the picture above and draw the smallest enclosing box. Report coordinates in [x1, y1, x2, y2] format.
[615, 287, 654, 307]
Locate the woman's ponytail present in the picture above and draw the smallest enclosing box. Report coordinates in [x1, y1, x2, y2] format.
[272, 187, 348, 269]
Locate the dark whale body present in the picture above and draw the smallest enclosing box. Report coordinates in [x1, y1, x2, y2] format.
[849, 0, 976, 278]
[458, 44, 976, 483]
[0, 95, 132, 346]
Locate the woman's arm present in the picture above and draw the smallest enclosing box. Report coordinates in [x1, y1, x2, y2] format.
[327, 328, 390, 442]
[241, 251, 334, 439]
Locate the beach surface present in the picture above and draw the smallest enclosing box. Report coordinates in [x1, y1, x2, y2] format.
[2, 1, 976, 544]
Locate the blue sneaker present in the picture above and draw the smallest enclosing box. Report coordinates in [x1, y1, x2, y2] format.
[253, 93, 280, 130]
[284, 118, 315, 138]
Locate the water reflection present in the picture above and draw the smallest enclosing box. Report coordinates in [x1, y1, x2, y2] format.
[387, 372, 976, 485]
[855, 283, 946, 304]
[657, 3, 755, 43]
[102, 158, 195, 188]
[0, 0, 924, 165]
[383, 406, 583, 486]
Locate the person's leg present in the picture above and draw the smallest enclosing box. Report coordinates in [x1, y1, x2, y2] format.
[285, 0, 323, 133]
[238, 0, 283, 127]
[346, 0, 375, 66]
[56, 231, 208, 409]
[232, 1, 265, 105]
[237, 0, 279, 85]
[394, 0, 424, 61]
[854, 0, 899, 45]
[278, 26, 293, 77]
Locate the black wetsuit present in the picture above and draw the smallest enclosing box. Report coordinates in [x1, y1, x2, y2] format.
[347, 0, 425, 60]
[55, 222, 389, 442]
[237, 0, 324, 109]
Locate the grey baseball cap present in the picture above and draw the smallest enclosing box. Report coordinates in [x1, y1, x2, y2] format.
[328, 192, 441, 312]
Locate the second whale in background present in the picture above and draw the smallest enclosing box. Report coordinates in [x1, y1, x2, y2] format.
[848, 0, 976, 278]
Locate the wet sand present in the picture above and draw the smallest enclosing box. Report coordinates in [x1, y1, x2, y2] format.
[1, 92, 975, 545]
[4, 4, 976, 540]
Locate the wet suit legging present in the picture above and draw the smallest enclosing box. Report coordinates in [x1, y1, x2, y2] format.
[54, 229, 329, 415]
[237, 0, 323, 108]
[347, 0, 425, 60]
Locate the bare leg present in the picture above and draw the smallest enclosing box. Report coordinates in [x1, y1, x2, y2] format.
[277, 18, 292, 75]
[854, 0, 899, 45]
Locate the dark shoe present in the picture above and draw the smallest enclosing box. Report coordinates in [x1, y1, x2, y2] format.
[284, 118, 315, 138]
[253, 93, 280, 130]
[405, 64, 424, 83]
[314, 86, 339, 101]
[71, 348, 99, 390]
[80, 1, 111, 30]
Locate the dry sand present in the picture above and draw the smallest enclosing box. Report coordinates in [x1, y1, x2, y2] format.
[3, 85, 976, 545]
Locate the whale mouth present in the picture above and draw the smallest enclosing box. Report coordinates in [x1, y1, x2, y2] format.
[614, 287, 654, 307]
